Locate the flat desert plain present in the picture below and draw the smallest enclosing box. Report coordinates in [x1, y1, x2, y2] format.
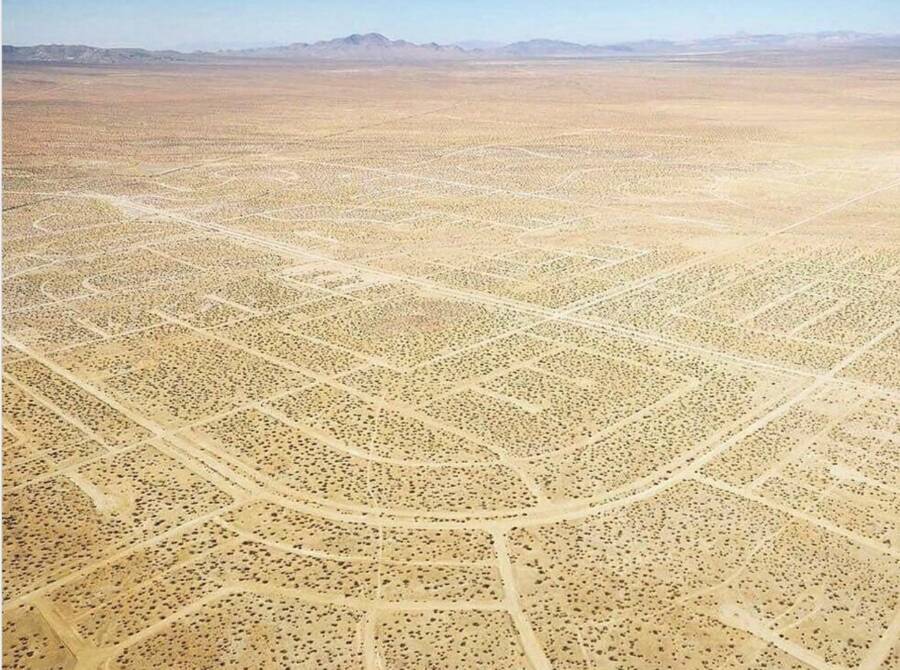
[3, 58, 900, 669]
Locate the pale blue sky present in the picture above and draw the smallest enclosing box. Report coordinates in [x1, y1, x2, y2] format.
[4, 1, 900, 50]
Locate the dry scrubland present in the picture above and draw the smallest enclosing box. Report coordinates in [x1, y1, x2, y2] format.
[2, 59, 900, 669]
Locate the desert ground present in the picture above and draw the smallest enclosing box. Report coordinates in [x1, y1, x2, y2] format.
[3, 58, 900, 669]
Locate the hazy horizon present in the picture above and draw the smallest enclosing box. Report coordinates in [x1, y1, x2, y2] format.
[4, 0, 900, 51]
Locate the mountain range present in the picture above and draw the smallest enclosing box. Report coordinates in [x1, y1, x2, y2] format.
[230, 32, 467, 60]
[5, 31, 900, 64]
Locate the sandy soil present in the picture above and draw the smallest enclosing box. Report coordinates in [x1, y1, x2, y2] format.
[3, 58, 900, 669]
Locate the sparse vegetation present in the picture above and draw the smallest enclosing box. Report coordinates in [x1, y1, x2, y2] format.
[3, 59, 900, 669]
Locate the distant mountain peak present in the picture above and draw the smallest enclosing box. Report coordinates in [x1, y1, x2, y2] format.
[341, 33, 390, 45]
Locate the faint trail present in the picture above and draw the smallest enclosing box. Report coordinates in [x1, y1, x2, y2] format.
[717, 603, 845, 670]
[493, 530, 553, 670]
[692, 475, 900, 559]
[3, 501, 246, 610]
[857, 604, 900, 670]
[32, 597, 93, 667]
[362, 609, 384, 670]
[770, 176, 900, 236]
[79, 187, 900, 409]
